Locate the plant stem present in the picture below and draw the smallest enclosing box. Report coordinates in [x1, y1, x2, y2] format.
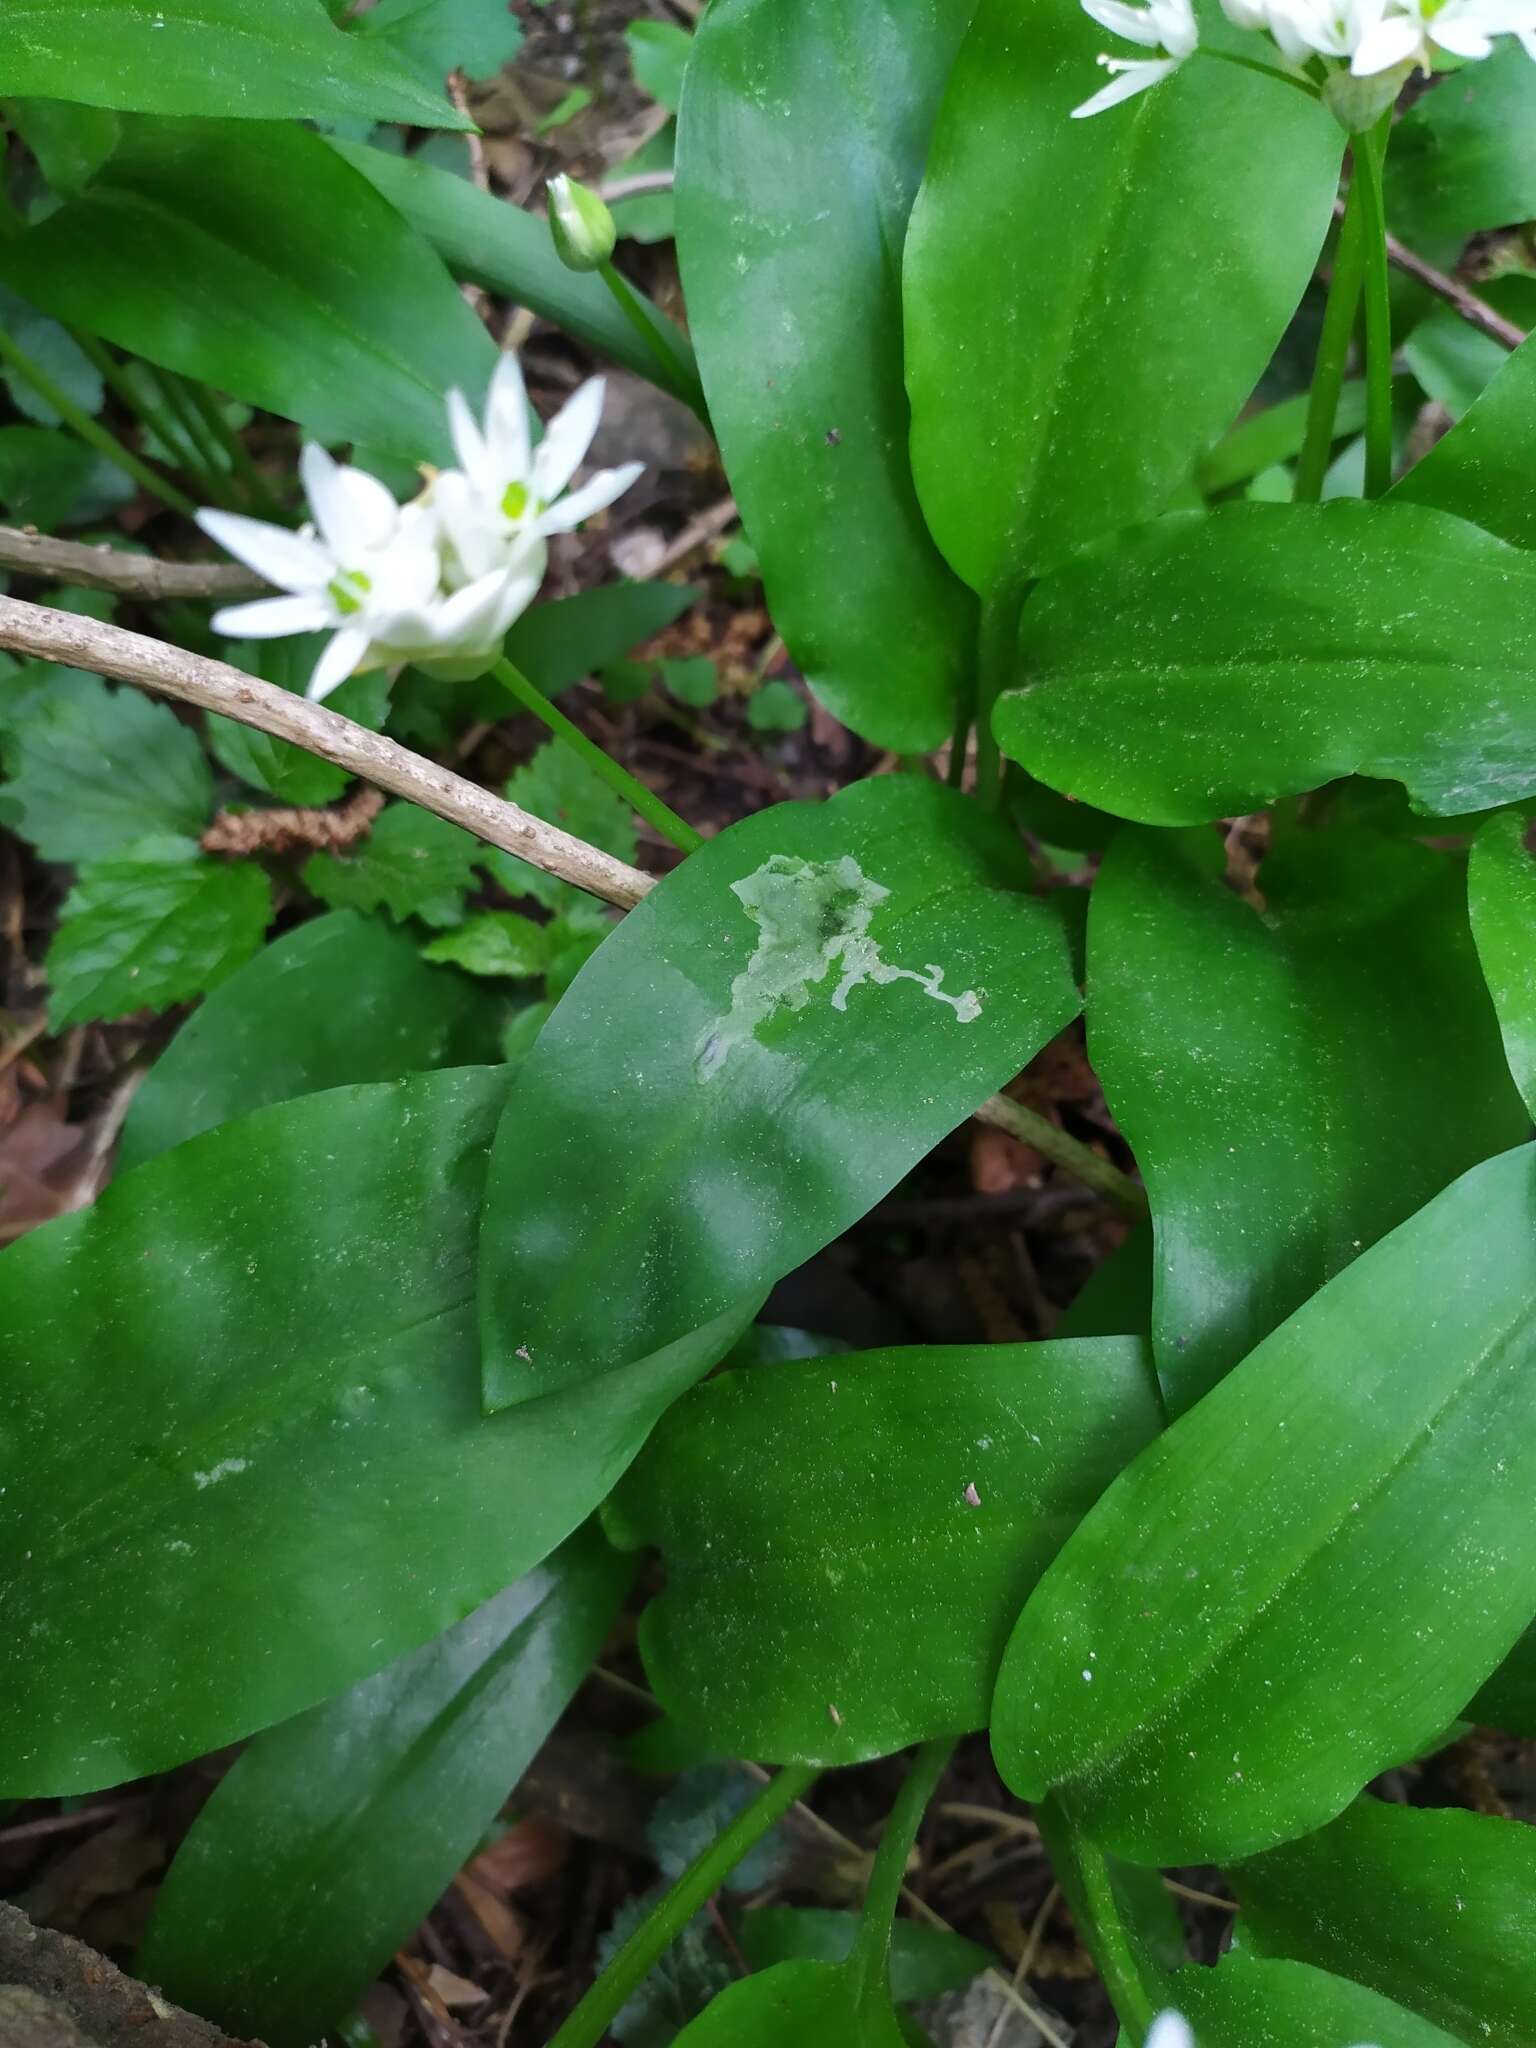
[598, 257, 708, 418]
[974, 1093, 1150, 1219]
[1198, 47, 1321, 99]
[849, 1738, 956, 2006]
[70, 333, 231, 505]
[150, 366, 239, 495]
[1037, 1797, 1159, 2037]
[179, 374, 291, 520]
[1352, 109, 1396, 499]
[0, 327, 196, 518]
[974, 592, 1022, 810]
[547, 1763, 819, 2048]
[490, 655, 702, 853]
[1293, 173, 1368, 505]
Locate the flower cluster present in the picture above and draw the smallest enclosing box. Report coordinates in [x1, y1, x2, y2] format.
[1147, 2012, 1378, 2048]
[1072, 0, 1536, 121]
[197, 353, 642, 702]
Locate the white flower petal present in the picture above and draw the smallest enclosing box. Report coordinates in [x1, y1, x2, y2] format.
[299, 444, 399, 559]
[446, 387, 497, 503]
[532, 377, 605, 503]
[535, 460, 644, 535]
[195, 507, 333, 591]
[484, 351, 533, 486]
[307, 624, 372, 702]
[1429, 11, 1496, 55]
[1145, 2017, 1195, 2048]
[1082, 0, 1165, 44]
[433, 469, 509, 583]
[1350, 12, 1423, 67]
[209, 593, 334, 638]
[1070, 53, 1179, 114]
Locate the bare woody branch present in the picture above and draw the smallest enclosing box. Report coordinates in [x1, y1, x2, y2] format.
[1330, 201, 1528, 353]
[0, 597, 655, 910]
[0, 526, 270, 600]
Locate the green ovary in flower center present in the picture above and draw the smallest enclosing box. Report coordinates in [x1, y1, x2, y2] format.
[327, 568, 373, 616]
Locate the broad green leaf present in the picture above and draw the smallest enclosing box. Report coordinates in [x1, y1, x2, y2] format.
[0, 120, 495, 464]
[1174, 1951, 1464, 2048]
[139, 1525, 627, 2048]
[902, 0, 1340, 600]
[1233, 1797, 1536, 2048]
[999, 502, 1536, 826]
[736, 1910, 990, 2005]
[1470, 810, 1536, 1117]
[628, 19, 691, 111]
[118, 909, 501, 1171]
[676, 0, 976, 751]
[0, 0, 467, 129]
[1400, 280, 1536, 420]
[1090, 826, 1527, 1414]
[0, 425, 125, 528]
[489, 740, 638, 910]
[503, 583, 701, 698]
[304, 803, 485, 927]
[1195, 383, 1367, 498]
[992, 1143, 1536, 1865]
[1386, 47, 1536, 262]
[420, 911, 550, 978]
[1394, 332, 1536, 552]
[1470, 1623, 1536, 1736]
[478, 775, 1080, 1409]
[46, 836, 273, 1028]
[0, 670, 210, 859]
[673, 1962, 905, 2048]
[355, 0, 524, 85]
[607, 1337, 1159, 1764]
[0, 1066, 755, 1792]
[0, 283, 102, 426]
[1, 98, 121, 198]
[336, 139, 702, 411]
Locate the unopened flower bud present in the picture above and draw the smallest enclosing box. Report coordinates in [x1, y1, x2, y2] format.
[548, 174, 616, 272]
[1323, 60, 1411, 133]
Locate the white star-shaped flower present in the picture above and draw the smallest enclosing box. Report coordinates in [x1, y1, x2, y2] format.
[1072, 0, 1199, 117]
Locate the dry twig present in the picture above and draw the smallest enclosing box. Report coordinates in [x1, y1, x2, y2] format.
[0, 599, 654, 909]
[0, 526, 267, 600]
[1331, 201, 1528, 352]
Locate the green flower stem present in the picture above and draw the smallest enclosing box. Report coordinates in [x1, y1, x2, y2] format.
[1039, 1796, 1158, 2037]
[849, 1738, 956, 2005]
[0, 325, 196, 519]
[179, 373, 291, 522]
[974, 1093, 1149, 1218]
[974, 591, 1023, 811]
[489, 655, 703, 854]
[1293, 172, 1368, 505]
[1353, 110, 1396, 500]
[598, 258, 709, 420]
[1198, 47, 1321, 100]
[547, 1762, 819, 2048]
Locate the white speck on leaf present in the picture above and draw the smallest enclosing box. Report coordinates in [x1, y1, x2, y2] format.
[192, 1457, 249, 1489]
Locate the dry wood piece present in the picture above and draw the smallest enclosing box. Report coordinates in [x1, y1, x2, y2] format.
[0, 1902, 257, 2048]
[201, 786, 386, 859]
[0, 528, 268, 601]
[0, 598, 655, 910]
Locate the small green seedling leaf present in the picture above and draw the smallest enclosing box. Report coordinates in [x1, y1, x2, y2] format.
[421, 911, 551, 979]
[304, 804, 484, 928]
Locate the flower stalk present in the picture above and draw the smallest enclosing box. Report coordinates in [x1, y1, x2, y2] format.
[1352, 108, 1397, 498]
[0, 325, 197, 519]
[1293, 177, 1368, 505]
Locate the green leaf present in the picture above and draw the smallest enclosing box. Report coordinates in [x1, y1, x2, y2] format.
[0, 1064, 757, 1792]
[1469, 1622, 1536, 1736]
[992, 1143, 1536, 1865]
[735, 1910, 990, 2007]
[489, 742, 639, 910]
[336, 139, 702, 411]
[0, 119, 496, 464]
[1233, 1797, 1536, 2048]
[902, 0, 1341, 600]
[674, 1962, 906, 2048]
[0, 425, 127, 529]
[746, 680, 807, 735]
[45, 837, 273, 1029]
[1, 98, 121, 198]
[1470, 810, 1536, 1118]
[661, 654, 716, 708]
[999, 502, 1536, 827]
[118, 908, 502, 1171]
[1401, 280, 1536, 420]
[421, 911, 550, 978]
[676, 0, 976, 751]
[0, 669, 209, 861]
[304, 803, 485, 928]
[0, 283, 102, 426]
[627, 19, 691, 111]
[1174, 1950, 1464, 2048]
[1386, 46, 1536, 263]
[356, 0, 524, 85]
[503, 582, 700, 697]
[605, 1337, 1160, 1765]
[1393, 331, 1536, 551]
[1195, 383, 1368, 499]
[1089, 826, 1528, 1415]
[478, 775, 1080, 1409]
[139, 1525, 628, 2048]
[0, 0, 468, 129]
